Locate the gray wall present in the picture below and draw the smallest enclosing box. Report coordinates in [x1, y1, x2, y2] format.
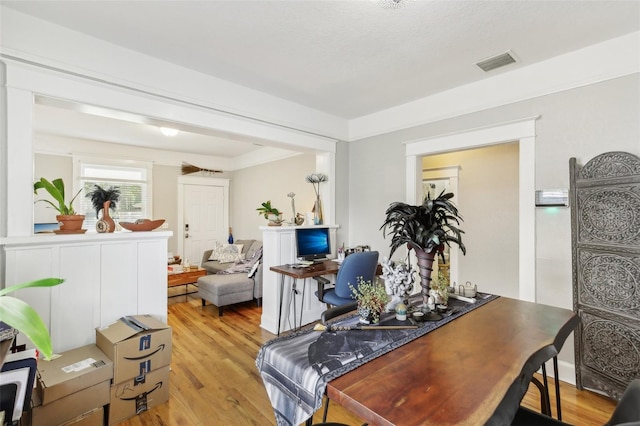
[346, 73, 640, 369]
[348, 73, 639, 306]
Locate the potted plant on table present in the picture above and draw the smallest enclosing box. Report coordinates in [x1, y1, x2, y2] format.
[34, 177, 84, 233]
[380, 191, 466, 309]
[349, 277, 388, 324]
[257, 200, 284, 226]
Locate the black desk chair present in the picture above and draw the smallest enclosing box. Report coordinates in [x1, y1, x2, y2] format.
[512, 378, 640, 426]
[315, 251, 379, 308]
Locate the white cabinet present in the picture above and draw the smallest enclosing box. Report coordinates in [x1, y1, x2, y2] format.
[1, 231, 172, 353]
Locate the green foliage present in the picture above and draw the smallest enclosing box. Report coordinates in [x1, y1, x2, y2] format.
[256, 200, 281, 219]
[380, 190, 466, 259]
[349, 277, 388, 323]
[0, 278, 64, 360]
[34, 177, 83, 216]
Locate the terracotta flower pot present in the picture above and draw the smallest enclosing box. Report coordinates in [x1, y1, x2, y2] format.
[56, 214, 85, 232]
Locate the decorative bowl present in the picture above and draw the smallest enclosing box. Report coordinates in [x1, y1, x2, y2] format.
[119, 219, 165, 232]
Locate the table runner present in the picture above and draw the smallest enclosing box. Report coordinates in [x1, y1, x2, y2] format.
[256, 293, 498, 426]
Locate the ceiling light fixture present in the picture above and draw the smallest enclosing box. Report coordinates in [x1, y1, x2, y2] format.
[160, 127, 179, 137]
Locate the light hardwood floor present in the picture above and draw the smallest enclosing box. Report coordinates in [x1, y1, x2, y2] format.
[120, 289, 616, 425]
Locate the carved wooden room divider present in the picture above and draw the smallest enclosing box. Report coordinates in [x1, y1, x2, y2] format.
[570, 151, 640, 400]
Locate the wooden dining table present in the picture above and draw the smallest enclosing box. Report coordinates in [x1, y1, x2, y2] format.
[325, 297, 579, 426]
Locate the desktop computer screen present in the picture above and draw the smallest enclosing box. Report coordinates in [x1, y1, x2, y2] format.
[295, 227, 331, 262]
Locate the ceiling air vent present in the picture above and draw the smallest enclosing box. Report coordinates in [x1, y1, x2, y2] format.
[476, 51, 517, 72]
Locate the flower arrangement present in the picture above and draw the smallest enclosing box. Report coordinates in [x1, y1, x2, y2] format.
[306, 173, 328, 224]
[305, 173, 328, 197]
[349, 277, 389, 324]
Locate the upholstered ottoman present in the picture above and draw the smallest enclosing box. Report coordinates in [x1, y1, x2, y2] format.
[197, 273, 256, 316]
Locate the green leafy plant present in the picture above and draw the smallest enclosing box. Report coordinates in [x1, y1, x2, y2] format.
[34, 177, 83, 215]
[349, 277, 388, 323]
[0, 278, 64, 360]
[380, 190, 466, 260]
[256, 200, 281, 219]
[85, 184, 121, 218]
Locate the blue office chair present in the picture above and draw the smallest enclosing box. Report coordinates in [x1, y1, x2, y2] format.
[315, 251, 379, 307]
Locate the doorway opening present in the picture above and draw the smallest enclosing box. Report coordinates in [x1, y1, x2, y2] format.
[405, 117, 538, 302]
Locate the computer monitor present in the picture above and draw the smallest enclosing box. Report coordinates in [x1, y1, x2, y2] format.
[295, 227, 331, 262]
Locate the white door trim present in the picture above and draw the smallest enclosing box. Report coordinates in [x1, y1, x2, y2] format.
[405, 116, 539, 302]
[177, 176, 230, 259]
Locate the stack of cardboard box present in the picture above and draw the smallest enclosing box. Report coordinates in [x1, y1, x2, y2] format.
[32, 344, 113, 426]
[96, 315, 172, 425]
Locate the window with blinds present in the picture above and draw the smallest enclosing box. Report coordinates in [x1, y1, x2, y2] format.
[75, 158, 153, 230]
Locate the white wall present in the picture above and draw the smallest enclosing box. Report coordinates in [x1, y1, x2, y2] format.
[230, 153, 317, 241]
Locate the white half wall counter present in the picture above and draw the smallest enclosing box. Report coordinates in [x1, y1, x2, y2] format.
[1, 231, 172, 353]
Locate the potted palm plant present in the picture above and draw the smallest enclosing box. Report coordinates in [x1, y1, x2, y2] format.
[0, 278, 64, 363]
[34, 177, 85, 233]
[380, 191, 466, 308]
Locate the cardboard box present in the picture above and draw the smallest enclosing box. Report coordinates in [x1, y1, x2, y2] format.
[32, 380, 110, 426]
[96, 315, 172, 384]
[36, 344, 113, 405]
[60, 406, 104, 426]
[108, 365, 170, 425]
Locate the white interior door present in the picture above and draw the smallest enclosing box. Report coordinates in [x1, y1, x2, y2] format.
[180, 178, 229, 266]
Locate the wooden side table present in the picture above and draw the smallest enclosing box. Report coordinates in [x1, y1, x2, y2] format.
[168, 267, 207, 297]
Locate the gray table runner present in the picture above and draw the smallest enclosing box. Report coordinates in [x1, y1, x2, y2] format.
[256, 294, 499, 426]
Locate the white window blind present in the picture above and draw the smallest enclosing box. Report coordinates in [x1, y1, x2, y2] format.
[75, 158, 153, 230]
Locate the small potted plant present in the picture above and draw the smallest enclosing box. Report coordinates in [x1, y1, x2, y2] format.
[256, 200, 283, 226]
[349, 277, 389, 324]
[34, 177, 84, 233]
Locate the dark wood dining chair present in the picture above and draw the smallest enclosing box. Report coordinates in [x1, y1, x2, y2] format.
[511, 378, 640, 426]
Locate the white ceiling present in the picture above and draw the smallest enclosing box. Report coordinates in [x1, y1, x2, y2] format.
[4, 0, 640, 162]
